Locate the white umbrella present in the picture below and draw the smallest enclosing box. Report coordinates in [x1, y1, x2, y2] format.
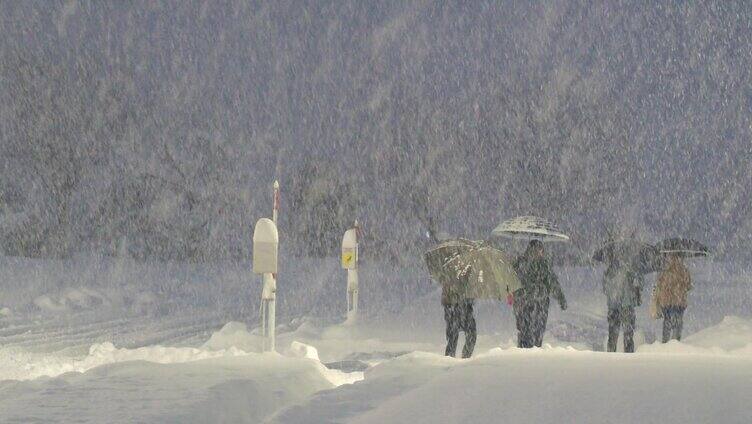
[492, 215, 570, 242]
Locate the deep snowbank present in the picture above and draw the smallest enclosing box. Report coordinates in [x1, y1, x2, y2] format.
[2, 317, 751, 423]
[276, 315, 749, 424]
[0, 340, 247, 381]
[0, 322, 363, 385]
[639, 315, 752, 356]
[0, 324, 362, 423]
[273, 345, 752, 424]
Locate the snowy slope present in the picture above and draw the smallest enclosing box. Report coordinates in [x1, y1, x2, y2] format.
[0, 351, 354, 423]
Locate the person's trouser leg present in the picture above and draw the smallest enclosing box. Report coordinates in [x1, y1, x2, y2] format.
[461, 301, 477, 358]
[662, 307, 672, 343]
[607, 307, 620, 352]
[622, 307, 636, 353]
[515, 296, 534, 348]
[674, 307, 685, 341]
[532, 298, 550, 347]
[522, 302, 537, 348]
[444, 304, 459, 357]
[513, 297, 526, 348]
[664, 306, 685, 341]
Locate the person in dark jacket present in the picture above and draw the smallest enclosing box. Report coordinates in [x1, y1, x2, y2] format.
[513, 240, 567, 348]
[442, 267, 476, 358]
[603, 258, 645, 353]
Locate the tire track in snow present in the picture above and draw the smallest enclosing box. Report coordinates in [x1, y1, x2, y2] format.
[0, 308, 254, 352]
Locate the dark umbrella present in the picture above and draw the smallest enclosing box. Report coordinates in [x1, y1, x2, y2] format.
[593, 239, 664, 275]
[656, 238, 710, 258]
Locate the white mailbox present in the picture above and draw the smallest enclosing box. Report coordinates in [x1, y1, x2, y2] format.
[341, 228, 358, 270]
[253, 218, 278, 274]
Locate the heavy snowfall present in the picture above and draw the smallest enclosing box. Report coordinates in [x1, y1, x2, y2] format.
[0, 2, 751, 423]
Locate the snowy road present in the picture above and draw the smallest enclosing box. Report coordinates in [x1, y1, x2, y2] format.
[0, 309, 245, 353]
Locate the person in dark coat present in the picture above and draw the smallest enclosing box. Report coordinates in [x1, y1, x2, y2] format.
[513, 240, 567, 348]
[603, 258, 645, 353]
[442, 267, 476, 358]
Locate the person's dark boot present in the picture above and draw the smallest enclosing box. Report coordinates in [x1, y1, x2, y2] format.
[674, 310, 684, 341]
[607, 308, 619, 352]
[462, 330, 476, 358]
[445, 327, 458, 357]
[607, 336, 617, 352]
[445, 345, 456, 357]
[662, 317, 671, 343]
[624, 337, 635, 353]
[461, 341, 474, 358]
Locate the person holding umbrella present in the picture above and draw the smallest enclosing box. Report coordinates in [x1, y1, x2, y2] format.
[442, 267, 477, 358]
[513, 240, 567, 348]
[594, 238, 661, 353]
[654, 253, 692, 342]
[603, 257, 644, 353]
[424, 239, 478, 358]
[492, 216, 570, 348]
[425, 239, 522, 358]
[651, 238, 708, 342]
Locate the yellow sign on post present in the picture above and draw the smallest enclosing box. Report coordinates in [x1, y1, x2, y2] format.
[341, 229, 358, 270]
[342, 249, 356, 269]
[342, 224, 360, 321]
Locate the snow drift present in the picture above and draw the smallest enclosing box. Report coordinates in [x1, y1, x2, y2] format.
[0, 324, 362, 423]
[2, 316, 752, 423]
[272, 347, 752, 424]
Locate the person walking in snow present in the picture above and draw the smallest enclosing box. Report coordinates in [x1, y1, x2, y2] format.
[603, 258, 645, 353]
[513, 240, 567, 348]
[653, 254, 692, 342]
[442, 267, 477, 358]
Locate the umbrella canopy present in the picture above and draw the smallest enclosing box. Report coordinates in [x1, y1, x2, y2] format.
[444, 246, 522, 299]
[424, 238, 481, 285]
[492, 216, 570, 242]
[656, 238, 710, 258]
[592, 239, 664, 275]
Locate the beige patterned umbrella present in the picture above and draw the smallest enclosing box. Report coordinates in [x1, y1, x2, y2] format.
[444, 246, 522, 299]
[424, 239, 480, 284]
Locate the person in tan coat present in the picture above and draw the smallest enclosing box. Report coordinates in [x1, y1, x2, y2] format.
[654, 254, 692, 342]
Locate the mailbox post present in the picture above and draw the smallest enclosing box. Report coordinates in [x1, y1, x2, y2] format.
[254, 180, 280, 352]
[342, 220, 360, 321]
[254, 217, 278, 351]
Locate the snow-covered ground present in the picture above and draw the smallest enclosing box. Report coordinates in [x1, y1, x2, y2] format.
[0, 255, 750, 423]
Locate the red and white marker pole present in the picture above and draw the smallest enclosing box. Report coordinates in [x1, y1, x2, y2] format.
[342, 220, 360, 323]
[272, 180, 280, 226]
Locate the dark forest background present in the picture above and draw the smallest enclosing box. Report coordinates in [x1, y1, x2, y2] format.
[1, 1, 750, 263]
